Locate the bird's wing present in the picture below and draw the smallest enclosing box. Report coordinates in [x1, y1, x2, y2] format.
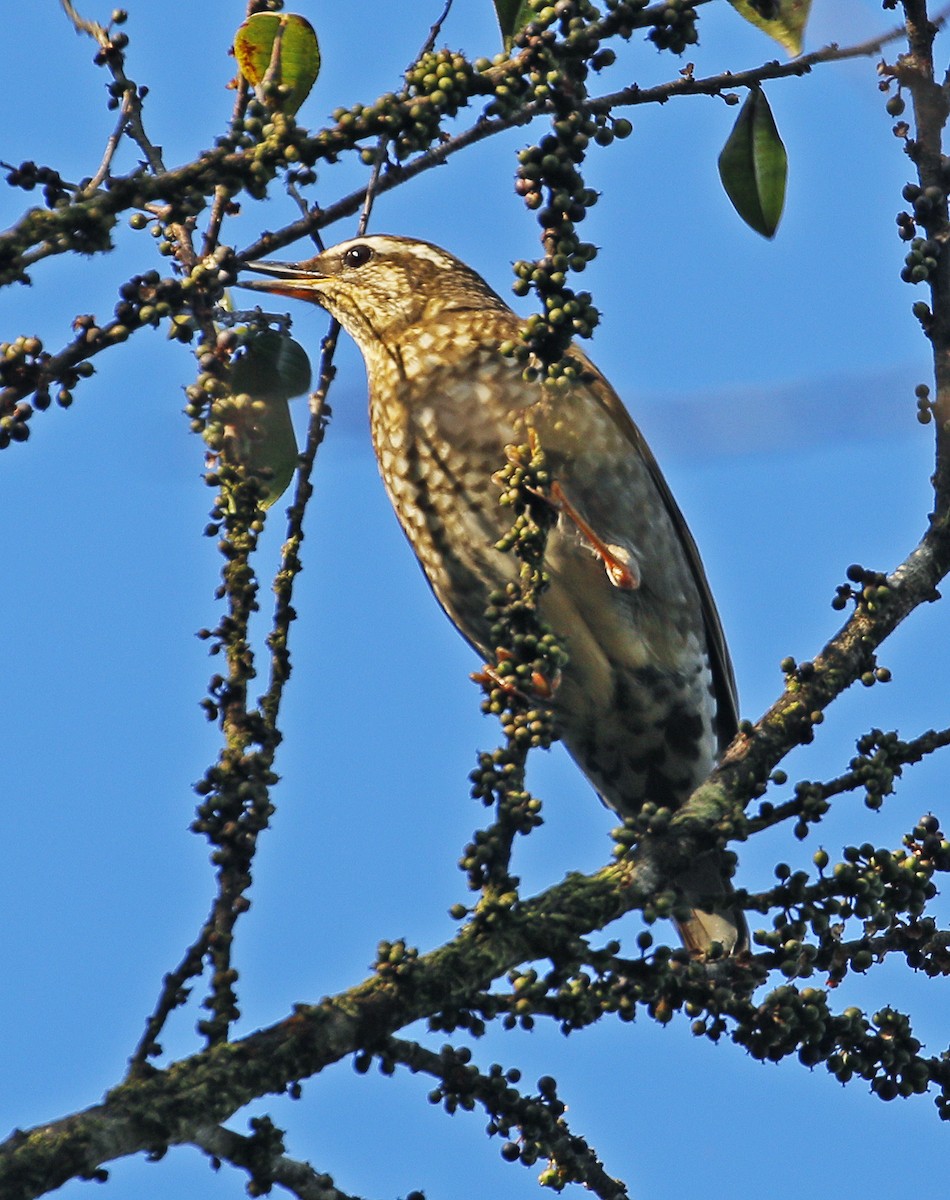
[559, 352, 739, 751]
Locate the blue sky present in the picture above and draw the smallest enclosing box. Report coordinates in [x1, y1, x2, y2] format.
[2, 2, 949, 1198]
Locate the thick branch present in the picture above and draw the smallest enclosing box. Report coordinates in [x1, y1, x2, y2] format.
[0, 855, 647, 1200]
[677, 524, 950, 845]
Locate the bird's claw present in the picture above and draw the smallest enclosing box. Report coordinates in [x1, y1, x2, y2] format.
[471, 649, 561, 703]
[523, 476, 640, 591]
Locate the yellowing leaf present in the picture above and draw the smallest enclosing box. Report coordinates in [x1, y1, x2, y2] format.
[727, 0, 812, 56]
[234, 13, 320, 115]
[718, 87, 788, 239]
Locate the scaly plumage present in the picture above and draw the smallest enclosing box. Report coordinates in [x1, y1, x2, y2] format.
[242, 234, 746, 954]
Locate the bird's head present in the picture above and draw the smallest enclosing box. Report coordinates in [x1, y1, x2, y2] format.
[240, 234, 510, 351]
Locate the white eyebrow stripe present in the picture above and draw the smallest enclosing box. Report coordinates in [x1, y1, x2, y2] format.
[398, 242, 452, 269]
[337, 235, 454, 272]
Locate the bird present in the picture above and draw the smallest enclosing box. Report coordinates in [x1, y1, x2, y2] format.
[241, 234, 747, 956]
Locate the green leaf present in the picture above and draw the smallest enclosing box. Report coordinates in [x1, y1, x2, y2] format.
[225, 329, 312, 509]
[718, 87, 788, 239]
[726, 0, 812, 56]
[234, 13, 320, 115]
[231, 329, 311, 402]
[493, 0, 535, 49]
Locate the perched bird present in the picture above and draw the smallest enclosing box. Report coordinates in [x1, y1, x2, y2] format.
[241, 235, 747, 955]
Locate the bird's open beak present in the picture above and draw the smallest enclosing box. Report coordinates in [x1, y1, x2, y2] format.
[238, 260, 326, 302]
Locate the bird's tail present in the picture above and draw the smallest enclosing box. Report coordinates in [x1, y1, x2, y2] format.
[672, 850, 748, 956]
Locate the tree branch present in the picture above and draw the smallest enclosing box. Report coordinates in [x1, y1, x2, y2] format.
[385, 1037, 628, 1198]
[0, 853, 650, 1200]
[192, 1123, 356, 1200]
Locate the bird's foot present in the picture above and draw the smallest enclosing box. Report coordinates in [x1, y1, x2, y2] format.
[524, 476, 640, 591]
[471, 649, 561, 702]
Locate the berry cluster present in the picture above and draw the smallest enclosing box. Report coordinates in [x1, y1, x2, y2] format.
[0, 332, 99, 444]
[464, 438, 567, 893]
[600, 0, 655, 39]
[4, 160, 69, 207]
[0, 336, 49, 445]
[501, 6, 636, 374]
[511, 118, 606, 373]
[373, 938, 419, 980]
[901, 235, 941, 285]
[830, 562, 892, 614]
[914, 381, 934, 423]
[326, 48, 477, 167]
[397, 48, 476, 159]
[115, 268, 186, 335]
[184, 322, 256, 433]
[647, 2, 699, 53]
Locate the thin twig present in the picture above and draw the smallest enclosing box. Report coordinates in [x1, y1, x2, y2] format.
[82, 89, 134, 195]
[284, 178, 325, 251]
[384, 1037, 628, 1200]
[421, 0, 454, 57]
[591, 21, 914, 113]
[354, 0, 455, 236]
[261, 330, 336, 727]
[192, 1125, 356, 1200]
[60, 0, 190, 258]
[354, 140, 387, 236]
[203, 83, 252, 254]
[745, 724, 950, 835]
[60, 0, 106, 41]
[128, 915, 214, 1074]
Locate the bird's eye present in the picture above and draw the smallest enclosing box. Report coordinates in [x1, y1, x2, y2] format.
[342, 243, 374, 269]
